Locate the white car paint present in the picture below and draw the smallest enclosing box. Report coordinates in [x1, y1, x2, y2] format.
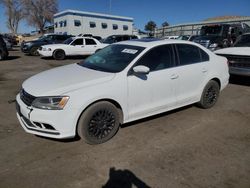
[215, 47, 250, 56]
[38, 36, 108, 58]
[16, 39, 229, 139]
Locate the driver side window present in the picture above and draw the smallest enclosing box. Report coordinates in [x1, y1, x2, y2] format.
[135, 45, 174, 72]
[71, 39, 83, 46]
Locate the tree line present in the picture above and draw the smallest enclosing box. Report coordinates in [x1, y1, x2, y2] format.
[144, 20, 169, 33]
[0, 0, 58, 35]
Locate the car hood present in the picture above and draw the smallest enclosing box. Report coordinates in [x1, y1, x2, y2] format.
[214, 47, 250, 56]
[194, 35, 222, 43]
[22, 64, 115, 96]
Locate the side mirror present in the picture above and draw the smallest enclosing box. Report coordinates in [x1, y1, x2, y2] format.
[133, 65, 150, 74]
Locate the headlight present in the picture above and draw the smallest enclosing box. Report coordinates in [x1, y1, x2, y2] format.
[209, 43, 218, 48]
[32, 96, 69, 110]
[42, 48, 52, 51]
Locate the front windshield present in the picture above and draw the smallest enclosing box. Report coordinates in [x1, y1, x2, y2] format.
[234, 35, 250, 47]
[64, 38, 73, 44]
[200, 26, 222, 36]
[78, 44, 145, 73]
[101, 36, 115, 44]
[38, 35, 52, 41]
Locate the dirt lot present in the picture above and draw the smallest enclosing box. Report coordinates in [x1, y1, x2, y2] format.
[0, 48, 250, 188]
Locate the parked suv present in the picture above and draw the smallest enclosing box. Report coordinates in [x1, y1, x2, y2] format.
[194, 23, 250, 51]
[0, 34, 9, 60]
[101, 35, 139, 44]
[21, 34, 73, 56]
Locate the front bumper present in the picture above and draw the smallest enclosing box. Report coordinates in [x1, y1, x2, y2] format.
[16, 94, 78, 139]
[229, 67, 250, 76]
[37, 49, 53, 57]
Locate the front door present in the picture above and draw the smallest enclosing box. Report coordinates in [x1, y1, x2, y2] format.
[127, 44, 177, 120]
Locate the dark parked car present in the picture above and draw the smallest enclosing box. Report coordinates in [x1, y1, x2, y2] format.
[101, 35, 139, 44]
[21, 34, 73, 56]
[0, 34, 9, 60]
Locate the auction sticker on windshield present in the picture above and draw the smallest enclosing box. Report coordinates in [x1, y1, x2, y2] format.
[122, 49, 138, 54]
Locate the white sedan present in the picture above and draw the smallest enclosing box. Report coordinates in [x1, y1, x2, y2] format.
[38, 37, 108, 60]
[16, 39, 229, 144]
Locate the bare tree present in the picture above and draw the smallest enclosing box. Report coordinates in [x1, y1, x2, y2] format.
[0, 0, 23, 35]
[22, 0, 58, 34]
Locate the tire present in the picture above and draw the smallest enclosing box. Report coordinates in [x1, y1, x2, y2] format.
[53, 49, 65, 60]
[77, 101, 120, 144]
[198, 80, 220, 109]
[30, 47, 39, 56]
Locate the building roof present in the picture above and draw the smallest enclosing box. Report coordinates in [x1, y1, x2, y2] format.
[54, 9, 134, 22]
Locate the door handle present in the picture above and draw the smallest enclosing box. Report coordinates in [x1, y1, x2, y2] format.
[81, 46, 84, 48]
[170, 74, 179, 79]
[202, 68, 208, 73]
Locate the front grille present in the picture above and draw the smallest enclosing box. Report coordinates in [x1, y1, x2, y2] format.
[195, 40, 210, 48]
[20, 89, 36, 106]
[219, 55, 250, 68]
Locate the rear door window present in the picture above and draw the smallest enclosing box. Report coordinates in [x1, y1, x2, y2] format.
[176, 44, 202, 66]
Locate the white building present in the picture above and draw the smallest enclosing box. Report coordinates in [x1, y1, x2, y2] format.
[54, 10, 134, 38]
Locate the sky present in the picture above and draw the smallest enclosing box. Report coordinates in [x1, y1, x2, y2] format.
[0, 0, 250, 33]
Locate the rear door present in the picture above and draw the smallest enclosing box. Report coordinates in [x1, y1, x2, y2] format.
[84, 38, 98, 55]
[173, 44, 210, 105]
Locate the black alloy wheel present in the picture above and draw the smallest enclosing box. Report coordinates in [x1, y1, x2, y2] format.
[88, 109, 116, 139]
[198, 80, 220, 109]
[77, 101, 120, 144]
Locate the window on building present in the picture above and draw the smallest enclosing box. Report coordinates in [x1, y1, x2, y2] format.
[113, 24, 118, 30]
[63, 20, 67, 27]
[123, 25, 128, 31]
[55, 22, 58, 28]
[102, 23, 108, 29]
[89, 22, 96, 28]
[74, 20, 81, 27]
[59, 21, 63, 27]
[85, 38, 97, 45]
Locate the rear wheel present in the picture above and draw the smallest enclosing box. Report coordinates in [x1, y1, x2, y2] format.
[77, 101, 120, 144]
[53, 49, 65, 60]
[198, 80, 220, 109]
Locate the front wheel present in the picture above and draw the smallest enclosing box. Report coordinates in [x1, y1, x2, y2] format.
[198, 80, 220, 109]
[30, 47, 39, 56]
[53, 49, 66, 60]
[77, 101, 120, 144]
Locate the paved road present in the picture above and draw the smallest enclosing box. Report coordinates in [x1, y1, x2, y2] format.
[0, 49, 250, 188]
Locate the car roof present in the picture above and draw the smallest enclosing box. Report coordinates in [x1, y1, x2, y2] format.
[71, 36, 98, 40]
[116, 38, 203, 48]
